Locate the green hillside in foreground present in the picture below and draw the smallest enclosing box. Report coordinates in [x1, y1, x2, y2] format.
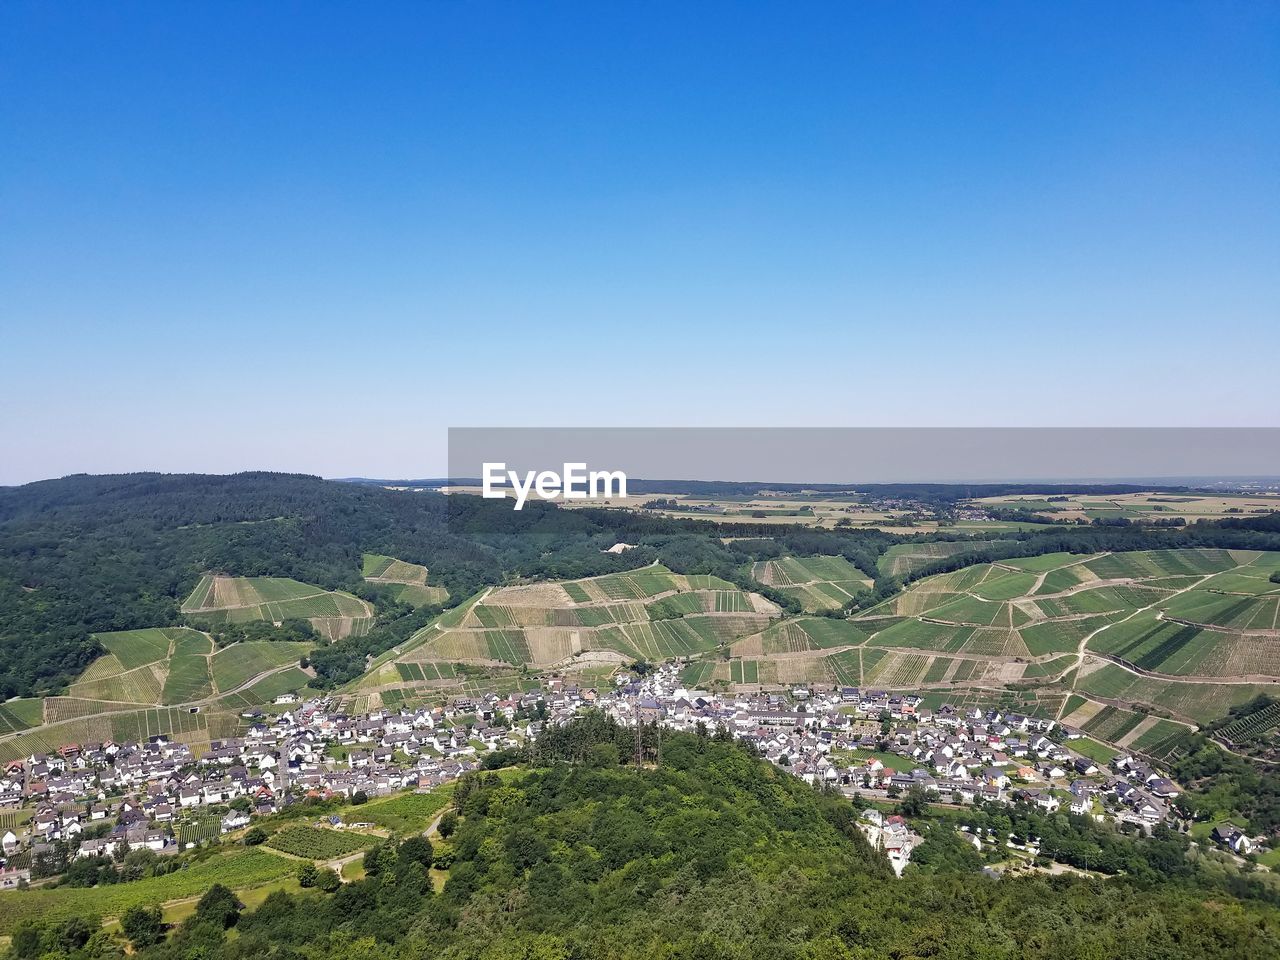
[15, 718, 1279, 959]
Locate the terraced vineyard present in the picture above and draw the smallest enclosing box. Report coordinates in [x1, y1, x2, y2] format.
[749, 555, 872, 611]
[668, 548, 1280, 754]
[183, 575, 374, 641]
[1217, 701, 1280, 744]
[363, 553, 449, 608]
[0, 625, 315, 762]
[351, 565, 780, 701]
[0, 705, 242, 764]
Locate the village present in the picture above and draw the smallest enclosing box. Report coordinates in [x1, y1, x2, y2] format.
[0, 661, 1246, 890]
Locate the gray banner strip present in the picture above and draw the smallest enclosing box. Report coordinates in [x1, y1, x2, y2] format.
[448, 427, 1279, 486]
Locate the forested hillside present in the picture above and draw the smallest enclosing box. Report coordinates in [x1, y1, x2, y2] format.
[0, 474, 890, 697]
[0, 473, 627, 697]
[4, 473, 1280, 699]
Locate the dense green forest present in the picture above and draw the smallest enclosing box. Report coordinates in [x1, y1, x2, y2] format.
[10, 718, 1279, 960]
[4, 473, 1280, 698]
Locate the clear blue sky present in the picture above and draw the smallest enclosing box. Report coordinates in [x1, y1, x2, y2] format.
[2, 2, 1277, 484]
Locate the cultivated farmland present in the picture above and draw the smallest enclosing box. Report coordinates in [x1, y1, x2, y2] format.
[749, 555, 872, 611]
[0, 849, 294, 933]
[363, 553, 449, 607]
[182, 575, 374, 641]
[266, 825, 373, 859]
[357, 565, 779, 702]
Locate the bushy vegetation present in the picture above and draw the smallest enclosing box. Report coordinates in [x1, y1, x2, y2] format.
[1170, 732, 1280, 834]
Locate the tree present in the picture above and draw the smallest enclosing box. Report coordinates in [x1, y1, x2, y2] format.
[351, 790, 369, 805]
[244, 826, 268, 846]
[194, 883, 242, 928]
[315, 867, 341, 892]
[297, 862, 319, 887]
[438, 810, 458, 839]
[586, 743, 620, 768]
[121, 904, 164, 948]
[898, 785, 928, 818]
[363, 842, 399, 876]
[398, 835, 434, 870]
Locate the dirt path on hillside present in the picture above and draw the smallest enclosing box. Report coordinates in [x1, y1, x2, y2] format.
[1083, 652, 1280, 686]
[1065, 574, 1216, 697]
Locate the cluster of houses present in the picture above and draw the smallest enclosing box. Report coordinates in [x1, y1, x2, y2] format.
[0, 663, 1259, 888]
[591, 665, 1223, 872]
[0, 693, 542, 886]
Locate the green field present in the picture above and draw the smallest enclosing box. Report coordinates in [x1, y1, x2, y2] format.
[1072, 737, 1119, 764]
[161, 654, 213, 704]
[395, 661, 459, 682]
[0, 699, 43, 734]
[266, 825, 373, 859]
[211, 641, 312, 690]
[217, 667, 311, 709]
[0, 849, 294, 932]
[100, 627, 183, 668]
[182, 576, 372, 640]
[679, 661, 717, 688]
[1080, 705, 1147, 742]
[176, 812, 225, 847]
[1075, 663, 1268, 725]
[363, 553, 449, 607]
[356, 788, 453, 832]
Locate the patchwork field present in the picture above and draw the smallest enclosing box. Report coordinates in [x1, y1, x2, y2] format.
[359, 565, 780, 700]
[972, 491, 1280, 525]
[749, 555, 872, 612]
[0, 704, 244, 764]
[362, 553, 450, 607]
[853, 549, 1280, 679]
[66, 628, 205, 705]
[629, 547, 1280, 721]
[183, 575, 373, 641]
[878, 540, 1016, 577]
[0, 624, 316, 760]
[689, 548, 1280, 739]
